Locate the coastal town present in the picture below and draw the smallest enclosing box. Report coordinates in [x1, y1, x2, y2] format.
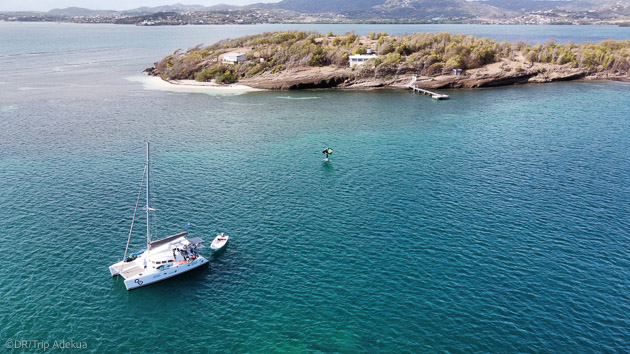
[0, 9, 303, 25]
[2, 6, 630, 26]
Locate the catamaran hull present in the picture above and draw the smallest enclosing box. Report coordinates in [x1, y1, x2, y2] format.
[109, 260, 128, 277]
[123, 256, 208, 290]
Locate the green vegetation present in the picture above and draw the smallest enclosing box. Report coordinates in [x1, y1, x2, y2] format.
[153, 31, 630, 83]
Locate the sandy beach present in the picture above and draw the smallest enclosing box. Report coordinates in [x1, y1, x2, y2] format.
[125, 75, 262, 95]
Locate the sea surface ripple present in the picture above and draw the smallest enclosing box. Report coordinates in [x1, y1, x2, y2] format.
[0, 23, 629, 352]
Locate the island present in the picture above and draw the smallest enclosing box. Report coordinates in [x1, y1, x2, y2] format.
[146, 31, 630, 91]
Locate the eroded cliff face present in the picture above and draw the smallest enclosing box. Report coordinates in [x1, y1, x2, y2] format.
[212, 61, 605, 91]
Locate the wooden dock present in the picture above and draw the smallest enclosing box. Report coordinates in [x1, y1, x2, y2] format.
[409, 85, 449, 100]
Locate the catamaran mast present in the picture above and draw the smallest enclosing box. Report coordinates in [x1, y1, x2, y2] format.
[146, 141, 151, 248]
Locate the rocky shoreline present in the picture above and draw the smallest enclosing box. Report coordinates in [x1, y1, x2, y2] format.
[147, 69, 628, 93]
[156, 60, 625, 92]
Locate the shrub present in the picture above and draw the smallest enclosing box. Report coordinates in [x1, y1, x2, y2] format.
[378, 42, 396, 55]
[445, 56, 463, 69]
[427, 62, 444, 75]
[352, 46, 367, 55]
[195, 67, 215, 82]
[525, 50, 538, 63]
[308, 47, 327, 66]
[216, 70, 238, 84]
[341, 33, 358, 47]
[246, 64, 266, 77]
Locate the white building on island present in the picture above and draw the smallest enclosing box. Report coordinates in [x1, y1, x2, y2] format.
[222, 52, 246, 64]
[349, 48, 378, 67]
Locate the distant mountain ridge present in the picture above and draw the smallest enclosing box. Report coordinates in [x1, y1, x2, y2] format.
[372, 0, 512, 19]
[258, 0, 622, 16]
[16, 0, 625, 21]
[253, 0, 387, 13]
[251, 0, 513, 19]
[47, 7, 116, 16]
[45, 3, 239, 16]
[470, 0, 620, 12]
[132, 4, 209, 13]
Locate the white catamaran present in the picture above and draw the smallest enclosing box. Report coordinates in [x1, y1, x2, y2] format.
[109, 142, 208, 290]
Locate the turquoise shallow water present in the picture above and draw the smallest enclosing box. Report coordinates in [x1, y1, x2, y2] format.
[1, 23, 630, 352]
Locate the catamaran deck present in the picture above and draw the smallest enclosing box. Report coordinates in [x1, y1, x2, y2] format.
[111, 262, 144, 279]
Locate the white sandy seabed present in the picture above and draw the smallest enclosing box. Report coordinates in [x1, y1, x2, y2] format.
[125, 75, 263, 95]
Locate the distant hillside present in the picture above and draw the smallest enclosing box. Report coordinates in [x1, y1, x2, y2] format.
[258, 0, 622, 17]
[369, 0, 512, 19]
[47, 7, 116, 16]
[473, 0, 620, 12]
[10, 0, 626, 24]
[132, 4, 209, 13]
[257, 0, 513, 19]
[597, 2, 630, 19]
[254, 0, 386, 13]
[46, 3, 237, 17]
[207, 4, 243, 10]
[479, 0, 580, 12]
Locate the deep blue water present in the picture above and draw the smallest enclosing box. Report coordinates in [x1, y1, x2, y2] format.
[0, 22, 629, 352]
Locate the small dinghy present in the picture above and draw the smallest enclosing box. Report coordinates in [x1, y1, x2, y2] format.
[210, 232, 229, 251]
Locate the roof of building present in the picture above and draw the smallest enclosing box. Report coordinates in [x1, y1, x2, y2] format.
[349, 53, 378, 59]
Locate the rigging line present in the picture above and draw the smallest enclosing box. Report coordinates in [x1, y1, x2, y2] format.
[121, 163, 147, 272]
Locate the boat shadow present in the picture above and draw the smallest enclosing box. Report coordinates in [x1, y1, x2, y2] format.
[210, 245, 228, 260]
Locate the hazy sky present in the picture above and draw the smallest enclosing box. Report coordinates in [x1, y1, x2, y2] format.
[2, 0, 280, 12]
